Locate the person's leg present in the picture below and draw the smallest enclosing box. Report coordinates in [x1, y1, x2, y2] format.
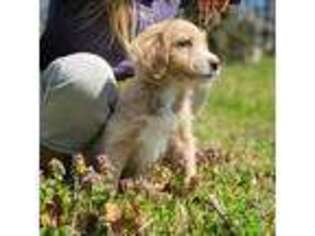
[40, 53, 118, 157]
[40, 0, 51, 35]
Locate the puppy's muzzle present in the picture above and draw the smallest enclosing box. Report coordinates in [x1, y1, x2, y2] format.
[193, 52, 221, 80]
[204, 53, 221, 79]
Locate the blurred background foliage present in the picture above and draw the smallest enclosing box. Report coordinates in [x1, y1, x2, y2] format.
[183, 0, 275, 63]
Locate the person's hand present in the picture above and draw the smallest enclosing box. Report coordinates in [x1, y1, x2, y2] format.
[113, 59, 135, 81]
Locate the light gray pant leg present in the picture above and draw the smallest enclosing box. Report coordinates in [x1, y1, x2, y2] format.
[40, 53, 118, 154]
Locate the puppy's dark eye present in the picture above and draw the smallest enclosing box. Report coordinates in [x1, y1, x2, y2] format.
[175, 39, 193, 48]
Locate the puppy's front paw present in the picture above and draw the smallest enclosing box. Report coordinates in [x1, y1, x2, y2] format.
[184, 173, 200, 190]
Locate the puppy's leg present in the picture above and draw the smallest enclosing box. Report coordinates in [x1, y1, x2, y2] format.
[171, 120, 197, 185]
[85, 132, 129, 192]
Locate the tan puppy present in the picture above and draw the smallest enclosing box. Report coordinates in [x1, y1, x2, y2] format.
[97, 19, 221, 188]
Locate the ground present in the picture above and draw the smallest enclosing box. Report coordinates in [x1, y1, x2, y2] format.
[40, 57, 275, 236]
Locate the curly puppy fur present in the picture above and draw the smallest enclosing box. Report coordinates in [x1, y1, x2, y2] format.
[94, 19, 221, 188]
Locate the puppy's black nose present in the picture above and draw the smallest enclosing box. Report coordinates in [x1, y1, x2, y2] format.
[209, 57, 221, 71]
[210, 62, 219, 71]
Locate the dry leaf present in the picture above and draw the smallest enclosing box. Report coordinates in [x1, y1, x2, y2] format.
[105, 203, 122, 223]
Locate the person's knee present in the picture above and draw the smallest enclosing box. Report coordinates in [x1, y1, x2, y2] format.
[51, 53, 116, 84]
[42, 53, 118, 101]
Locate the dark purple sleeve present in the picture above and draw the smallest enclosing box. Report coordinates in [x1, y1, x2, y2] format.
[113, 59, 135, 81]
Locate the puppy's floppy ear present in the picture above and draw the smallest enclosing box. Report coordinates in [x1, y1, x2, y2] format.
[130, 32, 170, 80]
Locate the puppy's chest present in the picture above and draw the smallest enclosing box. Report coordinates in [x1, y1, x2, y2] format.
[138, 88, 181, 162]
[138, 108, 178, 162]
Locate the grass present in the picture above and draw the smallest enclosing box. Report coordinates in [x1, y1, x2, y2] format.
[40, 57, 275, 236]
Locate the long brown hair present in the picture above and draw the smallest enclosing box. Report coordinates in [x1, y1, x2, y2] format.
[106, 0, 136, 51]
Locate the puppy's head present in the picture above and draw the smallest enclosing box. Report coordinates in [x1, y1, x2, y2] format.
[130, 19, 221, 84]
